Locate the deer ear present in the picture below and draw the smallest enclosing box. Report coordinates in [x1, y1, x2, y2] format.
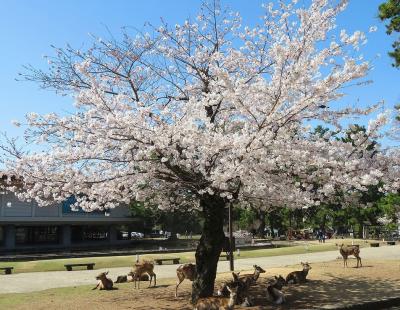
[105, 271, 109, 275]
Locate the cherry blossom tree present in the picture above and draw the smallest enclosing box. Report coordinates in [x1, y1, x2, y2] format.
[1, 0, 398, 301]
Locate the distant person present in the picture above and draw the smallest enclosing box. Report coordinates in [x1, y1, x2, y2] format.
[189, 231, 192, 239]
[318, 230, 323, 243]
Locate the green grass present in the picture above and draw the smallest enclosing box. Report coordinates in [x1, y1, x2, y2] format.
[0, 285, 94, 308]
[0, 241, 347, 274]
[0, 279, 178, 309]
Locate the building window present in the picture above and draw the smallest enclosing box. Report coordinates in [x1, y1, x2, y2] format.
[71, 225, 109, 243]
[15, 226, 60, 245]
[0, 226, 4, 245]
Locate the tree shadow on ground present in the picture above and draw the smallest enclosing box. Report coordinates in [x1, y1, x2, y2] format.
[246, 275, 400, 309]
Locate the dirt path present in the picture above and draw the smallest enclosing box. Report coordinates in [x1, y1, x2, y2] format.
[0, 244, 399, 294]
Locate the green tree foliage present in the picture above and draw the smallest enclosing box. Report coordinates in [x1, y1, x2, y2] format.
[234, 207, 257, 231]
[129, 201, 202, 235]
[379, 0, 400, 67]
[377, 193, 400, 229]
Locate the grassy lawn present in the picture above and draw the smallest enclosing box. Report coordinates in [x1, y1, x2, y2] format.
[0, 285, 95, 309]
[0, 239, 362, 274]
[0, 279, 179, 309]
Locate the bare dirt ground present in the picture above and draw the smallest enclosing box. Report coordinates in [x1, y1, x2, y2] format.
[5, 258, 400, 310]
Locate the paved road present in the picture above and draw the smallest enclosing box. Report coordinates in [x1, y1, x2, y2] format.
[0, 244, 399, 294]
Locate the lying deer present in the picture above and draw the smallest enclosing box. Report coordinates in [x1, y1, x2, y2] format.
[92, 271, 113, 290]
[217, 272, 252, 306]
[266, 275, 286, 305]
[116, 273, 149, 283]
[175, 263, 196, 297]
[337, 243, 362, 268]
[286, 262, 311, 284]
[218, 265, 265, 306]
[115, 275, 128, 283]
[236, 265, 266, 285]
[194, 284, 238, 310]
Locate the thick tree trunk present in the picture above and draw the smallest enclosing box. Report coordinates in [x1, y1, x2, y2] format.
[191, 194, 225, 303]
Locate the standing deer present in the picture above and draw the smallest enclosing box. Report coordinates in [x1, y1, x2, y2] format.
[92, 271, 113, 290]
[129, 260, 156, 288]
[285, 262, 312, 284]
[175, 263, 196, 297]
[194, 284, 238, 310]
[337, 243, 362, 268]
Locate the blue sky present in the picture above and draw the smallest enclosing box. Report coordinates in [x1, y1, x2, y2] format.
[0, 0, 399, 148]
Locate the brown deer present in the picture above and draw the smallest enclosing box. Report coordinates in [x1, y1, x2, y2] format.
[129, 260, 156, 288]
[266, 275, 286, 305]
[92, 271, 113, 290]
[337, 243, 362, 268]
[269, 275, 286, 290]
[285, 262, 312, 284]
[236, 265, 266, 285]
[217, 272, 252, 306]
[175, 263, 196, 297]
[115, 275, 128, 283]
[116, 273, 149, 283]
[194, 284, 238, 310]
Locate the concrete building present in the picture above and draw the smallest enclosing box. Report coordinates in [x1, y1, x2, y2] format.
[0, 192, 141, 252]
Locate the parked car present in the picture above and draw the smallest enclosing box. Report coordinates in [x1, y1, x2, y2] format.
[131, 232, 144, 239]
[120, 231, 129, 239]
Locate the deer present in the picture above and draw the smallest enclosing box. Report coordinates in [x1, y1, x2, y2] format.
[266, 275, 286, 305]
[115, 275, 128, 283]
[217, 272, 252, 307]
[175, 263, 196, 297]
[337, 243, 362, 268]
[116, 273, 149, 283]
[236, 265, 266, 285]
[194, 284, 238, 310]
[285, 262, 312, 284]
[92, 271, 113, 290]
[129, 260, 156, 288]
[217, 265, 265, 306]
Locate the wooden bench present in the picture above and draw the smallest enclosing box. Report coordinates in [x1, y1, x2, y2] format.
[387, 241, 396, 245]
[0, 267, 13, 275]
[370, 242, 380, 247]
[154, 258, 180, 265]
[64, 263, 95, 271]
